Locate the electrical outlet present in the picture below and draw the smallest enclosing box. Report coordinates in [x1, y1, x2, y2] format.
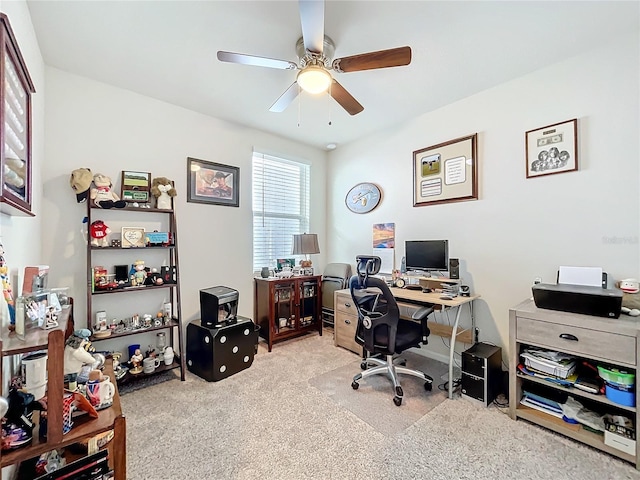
[534, 276, 542, 284]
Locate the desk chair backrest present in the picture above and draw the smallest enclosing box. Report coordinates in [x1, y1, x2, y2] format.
[321, 263, 352, 312]
[349, 256, 400, 356]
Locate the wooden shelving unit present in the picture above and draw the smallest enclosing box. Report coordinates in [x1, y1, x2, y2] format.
[0, 306, 126, 479]
[509, 299, 640, 468]
[86, 204, 186, 385]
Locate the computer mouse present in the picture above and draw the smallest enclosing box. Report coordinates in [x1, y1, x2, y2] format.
[422, 288, 432, 293]
[440, 294, 453, 300]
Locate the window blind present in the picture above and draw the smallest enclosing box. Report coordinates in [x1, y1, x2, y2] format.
[252, 152, 310, 272]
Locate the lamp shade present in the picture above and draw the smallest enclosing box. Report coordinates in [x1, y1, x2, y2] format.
[292, 233, 320, 255]
[296, 67, 331, 95]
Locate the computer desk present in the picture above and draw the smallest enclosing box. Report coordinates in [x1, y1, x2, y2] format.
[389, 286, 480, 399]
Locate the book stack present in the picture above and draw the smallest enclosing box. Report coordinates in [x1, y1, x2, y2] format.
[521, 348, 577, 379]
[521, 390, 564, 418]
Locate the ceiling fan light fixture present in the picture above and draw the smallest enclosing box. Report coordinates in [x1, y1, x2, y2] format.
[297, 66, 331, 94]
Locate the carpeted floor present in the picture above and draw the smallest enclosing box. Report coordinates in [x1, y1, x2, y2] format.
[121, 333, 640, 480]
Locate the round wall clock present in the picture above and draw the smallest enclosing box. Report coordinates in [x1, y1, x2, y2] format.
[345, 183, 382, 214]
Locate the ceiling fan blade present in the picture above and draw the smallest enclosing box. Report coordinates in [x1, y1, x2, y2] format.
[332, 46, 412, 73]
[217, 51, 297, 70]
[329, 79, 364, 116]
[269, 82, 300, 112]
[299, 0, 325, 54]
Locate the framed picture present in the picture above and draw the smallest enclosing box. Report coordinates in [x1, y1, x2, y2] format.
[121, 227, 146, 248]
[121, 171, 151, 203]
[413, 134, 478, 207]
[526, 119, 578, 178]
[187, 157, 239, 207]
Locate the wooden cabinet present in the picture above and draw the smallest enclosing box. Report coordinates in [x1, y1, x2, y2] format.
[254, 276, 322, 351]
[509, 299, 640, 468]
[0, 305, 126, 479]
[334, 289, 361, 355]
[86, 204, 186, 385]
[0, 14, 36, 217]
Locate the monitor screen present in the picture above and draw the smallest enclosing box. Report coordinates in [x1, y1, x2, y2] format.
[405, 240, 449, 272]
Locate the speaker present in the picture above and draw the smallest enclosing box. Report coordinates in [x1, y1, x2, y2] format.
[449, 258, 460, 279]
[186, 316, 258, 382]
[461, 343, 502, 407]
[400, 256, 406, 274]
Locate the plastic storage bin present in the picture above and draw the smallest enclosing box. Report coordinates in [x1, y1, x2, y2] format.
[598, 365, 635, 386]
[605, 382, 636, 407]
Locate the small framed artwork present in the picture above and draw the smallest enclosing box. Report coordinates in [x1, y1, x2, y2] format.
[413, 134, 478, 207]
[121, 171, 151, 203]
[187, 157, 239, 207]
[526, 119, 578, 178]
[121, 227, 146, 248]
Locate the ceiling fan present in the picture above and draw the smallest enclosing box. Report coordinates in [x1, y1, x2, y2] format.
[216, 0, 412, 116]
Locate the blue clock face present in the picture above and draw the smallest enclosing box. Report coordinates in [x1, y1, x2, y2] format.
[345, 183, 382, 214]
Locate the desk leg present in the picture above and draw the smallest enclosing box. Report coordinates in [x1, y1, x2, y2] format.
[448, 305, 463, 399]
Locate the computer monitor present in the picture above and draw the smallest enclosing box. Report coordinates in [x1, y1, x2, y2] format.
[405, 240, 449, 273]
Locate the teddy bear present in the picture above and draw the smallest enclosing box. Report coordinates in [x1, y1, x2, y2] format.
[618, 279, 640, 316]
[90, 173, 126, 209]
[69, 168, 92, 203]
[151, 177, 177, 210]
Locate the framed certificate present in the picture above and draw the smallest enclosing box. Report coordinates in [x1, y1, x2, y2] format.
[121, 227, 146, 248]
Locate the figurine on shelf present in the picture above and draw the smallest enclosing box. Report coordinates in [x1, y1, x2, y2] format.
[151, 177, 176, 210]
[89, 220, 111, 247]
[131, 260, 147, 287]
[130, 349, 143, 374]
[0, 243, 15, 330]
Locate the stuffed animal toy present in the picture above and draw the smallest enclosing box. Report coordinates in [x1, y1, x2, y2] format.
[89, 220, 111, 247]
[618, 279, 640, 316]
[69, 168, 92, 203]
[151, 177, 177, 210]
[90, 173, 126, 209]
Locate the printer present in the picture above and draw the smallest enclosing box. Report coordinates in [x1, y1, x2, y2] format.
[532, 283, 622, 318]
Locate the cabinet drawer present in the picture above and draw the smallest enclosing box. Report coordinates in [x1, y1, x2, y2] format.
[517, 317, 636, 365]
[335, 293, 357, 316]
[335, 311, 360, 354]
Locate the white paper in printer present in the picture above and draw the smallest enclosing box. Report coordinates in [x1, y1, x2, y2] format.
[558, 266, 602, 287]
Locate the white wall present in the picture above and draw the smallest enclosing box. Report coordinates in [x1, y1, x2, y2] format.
[41, 68, 327, 351]
[327, 32, 640, 363]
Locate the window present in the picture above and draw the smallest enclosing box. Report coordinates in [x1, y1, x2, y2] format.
[252, 152, 310, 272]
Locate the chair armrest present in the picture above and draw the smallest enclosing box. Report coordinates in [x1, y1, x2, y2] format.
[412, 305, 434, 344]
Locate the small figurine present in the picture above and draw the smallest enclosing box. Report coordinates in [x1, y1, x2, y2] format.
[130, 349, 143, 374]
[131, 260, 146, 287]
[63, 331, 99, 387]
[89, 220, 111, 247]
[90, 173, 126, 209]
[151, 177, 177, 210]
[0, 243, 15, 330]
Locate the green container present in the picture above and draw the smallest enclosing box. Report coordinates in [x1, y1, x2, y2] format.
[598, 365, 635, 386]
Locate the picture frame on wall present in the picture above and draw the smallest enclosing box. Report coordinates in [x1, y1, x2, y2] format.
[121, 171, 151, 203]
[412, 133, 478, 207]
[525, 118, 578, 178]
[187, 157, 239, 207]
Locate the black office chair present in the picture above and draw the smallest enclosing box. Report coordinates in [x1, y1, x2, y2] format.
[350, 255, 434, 406]
[321, 263, 353, 327]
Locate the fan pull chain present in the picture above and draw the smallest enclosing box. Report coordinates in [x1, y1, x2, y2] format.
[327, 83, 332, 126]
[297, 85, 301, 127]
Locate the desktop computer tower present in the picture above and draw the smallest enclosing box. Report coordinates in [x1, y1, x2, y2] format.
[461, 342, 502, 407]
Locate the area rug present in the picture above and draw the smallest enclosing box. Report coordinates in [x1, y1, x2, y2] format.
[118, 370, 179, 396]
[309, 351, 448, 436]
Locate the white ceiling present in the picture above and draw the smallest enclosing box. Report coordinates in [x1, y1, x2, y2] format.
[26, 1, 639, 151]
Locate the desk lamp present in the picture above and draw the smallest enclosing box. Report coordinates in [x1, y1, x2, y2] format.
[292, 233, 320, 272]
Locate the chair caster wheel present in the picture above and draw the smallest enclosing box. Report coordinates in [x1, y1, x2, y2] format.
[393, 396, 402, 406]
[424, 382, 433, 391]
[351, 381, 359, 390]
[395, 386, 403, 397]
[360, 362, 368, 370]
